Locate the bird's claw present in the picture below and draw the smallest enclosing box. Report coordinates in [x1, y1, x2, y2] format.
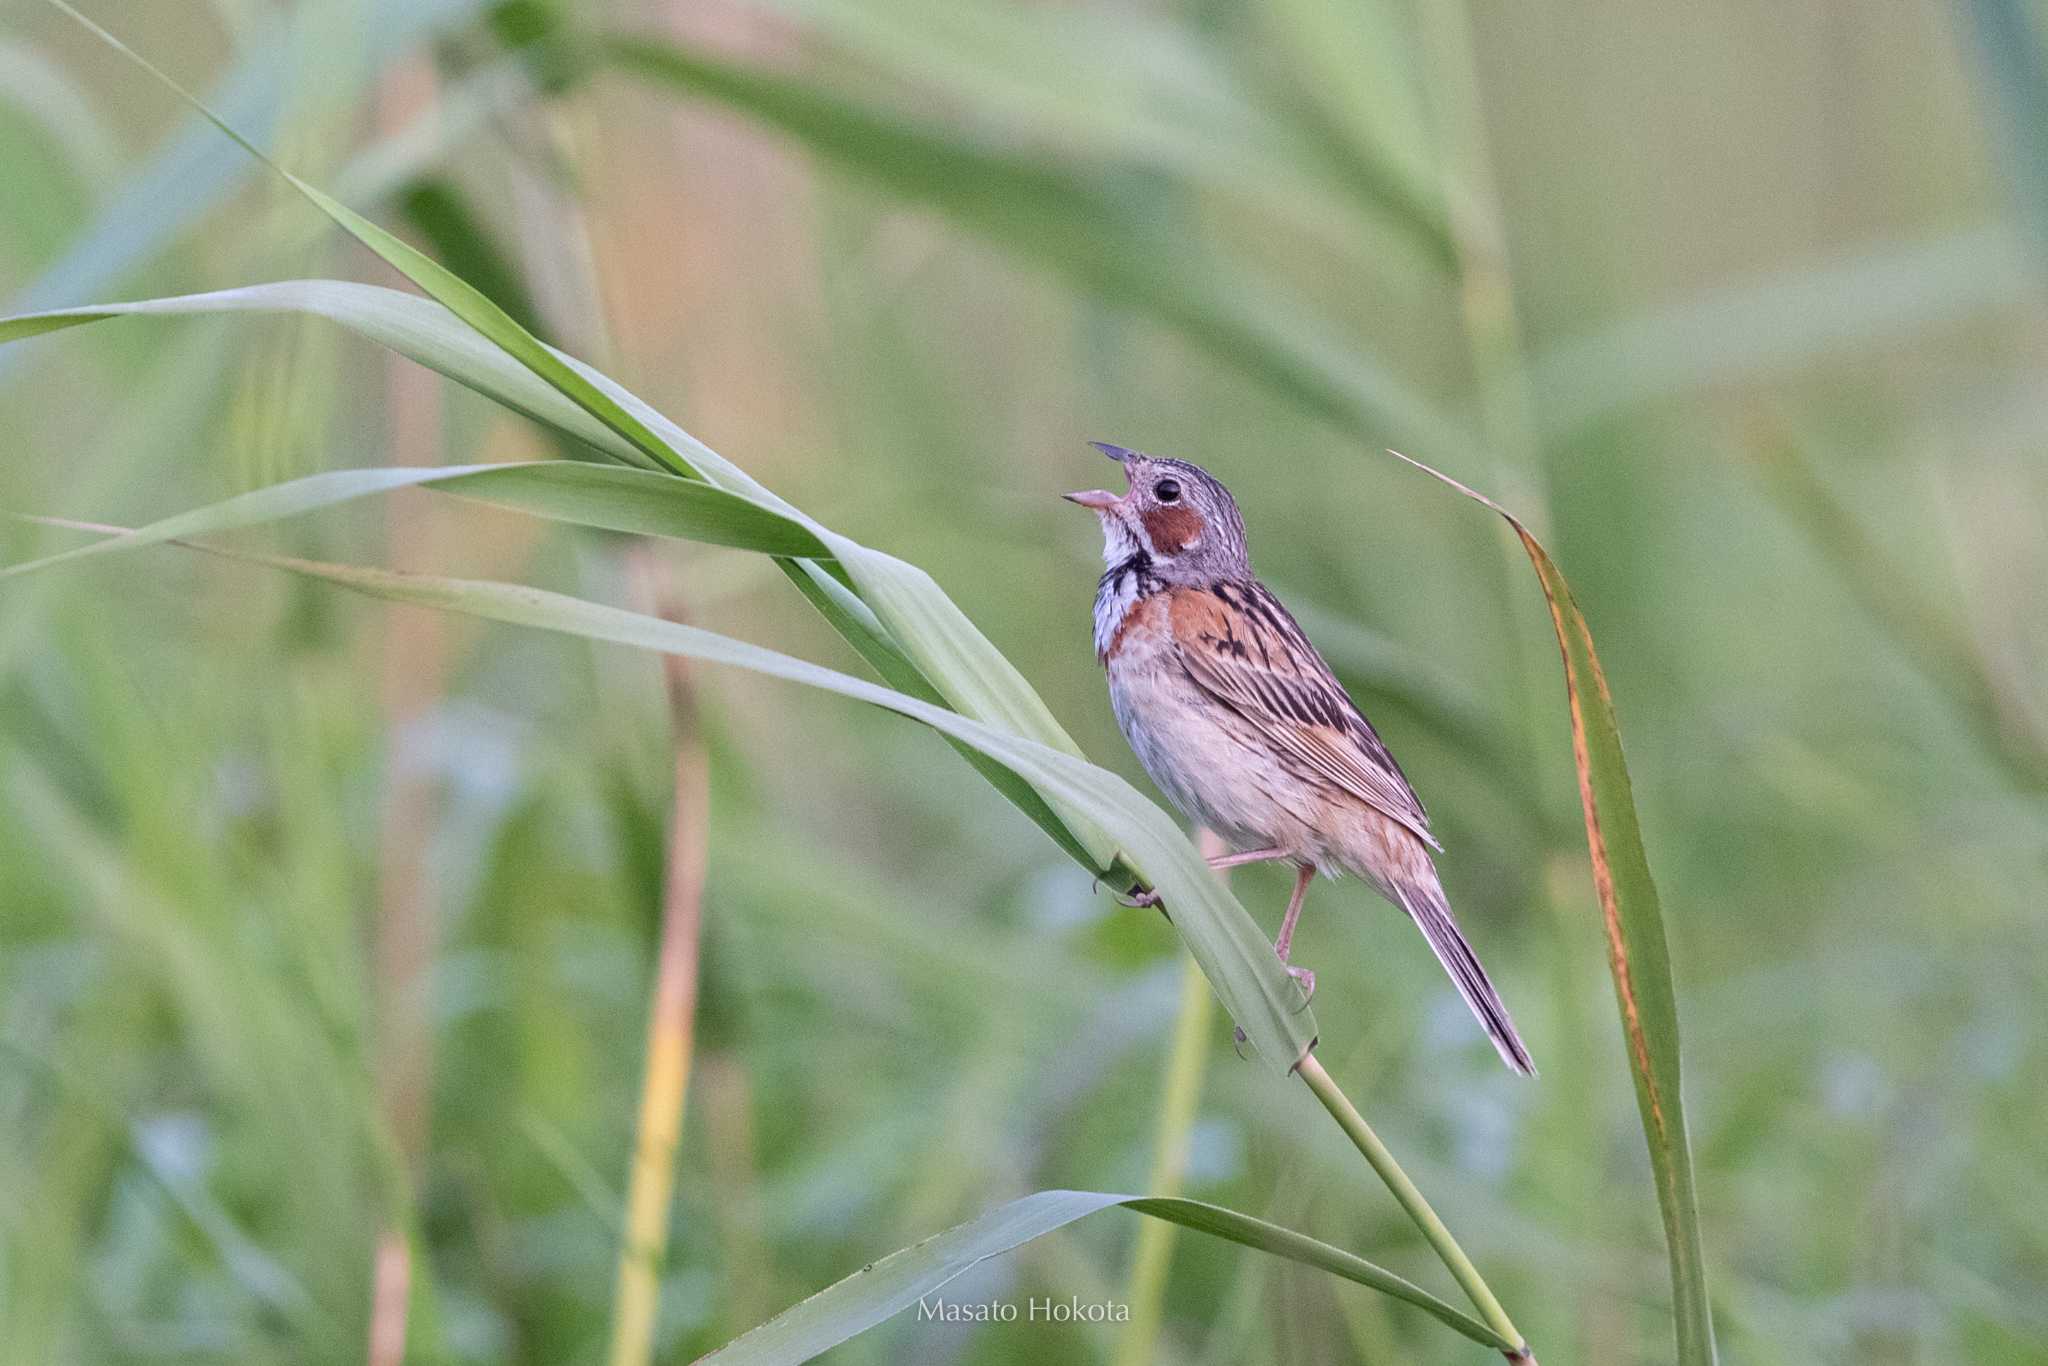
[1234, 965, 1318, 1049]
[1115, 882, 1162, 909]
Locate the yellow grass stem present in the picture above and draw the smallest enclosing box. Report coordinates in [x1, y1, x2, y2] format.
[607, 575, 711, 1366]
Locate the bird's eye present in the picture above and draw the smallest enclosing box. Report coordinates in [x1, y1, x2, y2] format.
[1153, 478, 1181, 503]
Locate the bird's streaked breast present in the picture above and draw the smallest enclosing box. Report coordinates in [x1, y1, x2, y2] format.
[1093, 551, 1162, 661]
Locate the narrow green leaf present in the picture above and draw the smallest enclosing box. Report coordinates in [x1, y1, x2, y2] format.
[34, 0, 1157, 971]
[42, 0, 701, 480]
[699, 1189, 1514, 1365]
[104, 539, 1318, 1072]
[396, 178, 549, 340]
[5, 0, 493, 322]
[0, 284, 653, 472]
[803, 536, 1124, 864]
[0, 312, 103, 345]
[15, 14, 1131, 863]
[776, 556, 1106, 872]
[1386, 451, 1715, 1363]
[0, 278, 1122, 868]
[0, 463, 827, 580]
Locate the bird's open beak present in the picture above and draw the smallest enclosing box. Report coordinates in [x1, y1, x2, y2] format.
[1066, 441, 1136, 508]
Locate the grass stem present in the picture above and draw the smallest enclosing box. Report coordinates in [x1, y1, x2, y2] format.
[607, 566, 712, 1366]
[1114, 946, 1217, 1366]
[1294, 1054, 1531, 1362]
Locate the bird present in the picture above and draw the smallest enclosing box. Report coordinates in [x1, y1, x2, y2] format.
[1064, 441, 1535, 1075]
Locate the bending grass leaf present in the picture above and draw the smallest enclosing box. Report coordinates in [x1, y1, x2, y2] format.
[39, 0, 706, 481]
[780, 560, 1107, 872]
[4, 0, 493, 322]
[0, 463, 827, 580]
[396, 178, 550, 340]
[0, 279, 1120, 872]
[699, 1190, 1515, 1365]
[2, 284, 667, 475]
[82, 534, 1318, 1073]
[0, 278, 1122, 869]
[0, 409, 1097, 871]
[20, 13, 1131, 865]
[1386, 450, 1715, 1365]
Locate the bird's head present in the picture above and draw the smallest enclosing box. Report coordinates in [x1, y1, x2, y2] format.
[1063, 442, 1250, 582]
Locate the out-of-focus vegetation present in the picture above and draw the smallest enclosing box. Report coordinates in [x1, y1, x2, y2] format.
[3, 0, 2045, 1363]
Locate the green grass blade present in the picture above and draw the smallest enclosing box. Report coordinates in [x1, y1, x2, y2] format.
[0, 305, 1111, 869]
[281, 174, 704, 479]
[19, 13, 1132, 862]
[103, 538, 1316, 1072]
[0, 283, 654, 472]
[1386, 450, 1715, 1363]
[0, 463, 828, 580]
[698, 1189, 1514, 1365]
[44, 0, 705, 480]
[5, 0, 491, 322]
[1116, 1199, 1513, 1351]
[800, 536, 1123, 864]
[1, 279, 1121, 866]
[777, 558, 1108, 872]
[395, 178, 550, 340]
[0, 313, 102, 345]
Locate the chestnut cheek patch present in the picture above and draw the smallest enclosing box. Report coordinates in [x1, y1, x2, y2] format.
[1141, 505, 1204, 556]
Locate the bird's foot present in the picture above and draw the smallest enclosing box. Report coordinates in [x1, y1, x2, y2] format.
[1286, 964, 1316, 1004]
[1114, 882, 1162, 909]
[1232, 965, 1317, 1048]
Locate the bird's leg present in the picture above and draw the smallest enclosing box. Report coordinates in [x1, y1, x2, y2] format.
[1231, 862, 1322, 1045]
[1273, 863, 1317, 1001]
[1116, 846, 1290, 907]
[1205, 846, 1294, 872]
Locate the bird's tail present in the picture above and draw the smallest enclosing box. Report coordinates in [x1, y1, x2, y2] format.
[1392, 876, 1537, 1076]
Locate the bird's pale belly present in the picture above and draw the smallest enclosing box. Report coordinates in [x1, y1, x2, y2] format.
[1106, 636, 1335, 867]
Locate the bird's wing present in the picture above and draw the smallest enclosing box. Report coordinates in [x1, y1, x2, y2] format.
[1168, 583, 1439, 850]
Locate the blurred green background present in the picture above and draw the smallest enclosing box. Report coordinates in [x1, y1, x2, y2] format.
[4, 0, 2046, 1362]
